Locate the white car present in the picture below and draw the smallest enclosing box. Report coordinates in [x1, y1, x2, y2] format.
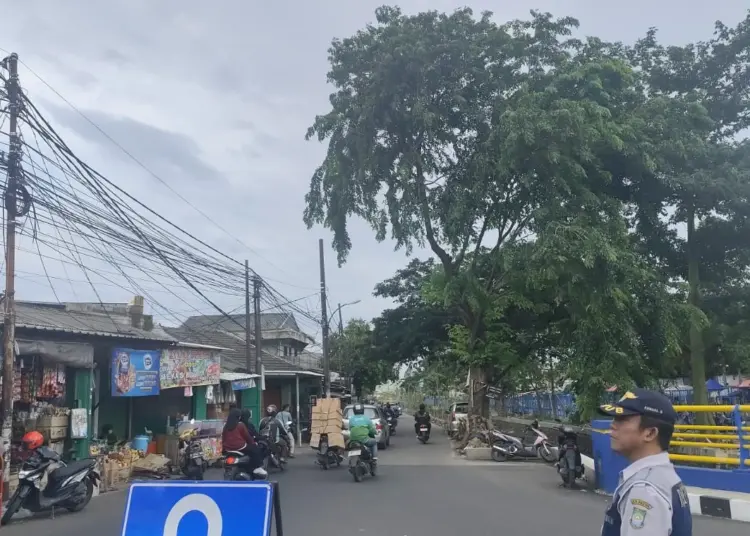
[447, 402, 469, 436]
[342, 404, 391, 449]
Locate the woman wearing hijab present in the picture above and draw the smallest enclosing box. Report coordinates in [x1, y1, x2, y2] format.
[222, 408, 267, 478]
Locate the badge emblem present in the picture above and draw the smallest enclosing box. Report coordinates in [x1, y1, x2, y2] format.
[629, 506, 647, 529]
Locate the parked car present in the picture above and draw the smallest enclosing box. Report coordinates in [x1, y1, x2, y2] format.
[342, 404, 391, 450]
[446, 402, 469, 437]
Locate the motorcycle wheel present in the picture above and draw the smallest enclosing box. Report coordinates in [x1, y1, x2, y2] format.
[1, 486, 26, 525]
[491, 448, 508, 462]
[353, 463, 365, 482]
[538, 444, 557, 463]
[66, 477, 94, 513]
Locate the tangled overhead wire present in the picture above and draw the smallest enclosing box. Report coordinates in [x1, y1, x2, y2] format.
[0, 57, 322, 334]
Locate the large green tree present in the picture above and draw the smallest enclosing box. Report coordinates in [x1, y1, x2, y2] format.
[329, 318, 395, 396]
[304, 7, 658, 415]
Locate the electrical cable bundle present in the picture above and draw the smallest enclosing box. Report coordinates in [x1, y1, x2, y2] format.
[0, 57, 323, 341]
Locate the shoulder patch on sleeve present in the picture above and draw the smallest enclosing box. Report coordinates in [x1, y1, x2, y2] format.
[630, 498, 652, 510]
[629, 506, 648, 529]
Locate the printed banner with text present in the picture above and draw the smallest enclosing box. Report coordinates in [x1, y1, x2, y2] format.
[161, 348, 220, 389]
[111, 349, 161, 397]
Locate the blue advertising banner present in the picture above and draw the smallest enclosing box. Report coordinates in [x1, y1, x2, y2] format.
[231, 378, 256, 391]
[112, 348, 161, 397]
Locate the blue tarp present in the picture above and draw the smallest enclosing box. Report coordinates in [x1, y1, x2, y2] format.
[705, 378, 724, 391]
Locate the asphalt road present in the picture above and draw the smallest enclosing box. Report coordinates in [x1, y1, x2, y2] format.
[3, 421, 747, 535]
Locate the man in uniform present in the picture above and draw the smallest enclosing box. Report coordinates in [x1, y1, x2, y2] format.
[598, 388, 692, 536]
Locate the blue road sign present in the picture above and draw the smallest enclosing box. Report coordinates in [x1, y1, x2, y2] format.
[121, 481, 274, 536]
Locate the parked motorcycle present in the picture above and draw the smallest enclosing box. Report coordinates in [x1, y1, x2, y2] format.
[316, 433, 343, 470]
[490, 421, 556, 463]
[2, 445, 100, 525]
[347, 441, 376, 482]
[178, 428, 206, 480]
[556, 426, 583, 488]
[222, 450, 267, 481]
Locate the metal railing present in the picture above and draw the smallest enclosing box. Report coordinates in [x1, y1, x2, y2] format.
[670, 404, 750, 468]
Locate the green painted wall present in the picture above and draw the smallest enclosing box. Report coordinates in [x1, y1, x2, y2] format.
[241, 387, 260, 427]
[66, 368, 92, 460]
[192, 386, 207, 420]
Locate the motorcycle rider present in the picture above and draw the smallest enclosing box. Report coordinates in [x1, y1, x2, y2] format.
[383, 402, 395, 419]
[222, 408, 267, 478]
[348, 403, 378, 461]
[414, 403, 432, 436]
[277, 404, 295, 458]
[259, 405, 291, 462]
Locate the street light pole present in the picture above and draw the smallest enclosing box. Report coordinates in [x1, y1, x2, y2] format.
[318, 239, 330, 397]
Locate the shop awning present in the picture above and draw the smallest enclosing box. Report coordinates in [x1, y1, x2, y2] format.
[17, 339, 94, 367]
[265, 370, 324, 377]
[219, 372, 260, 381]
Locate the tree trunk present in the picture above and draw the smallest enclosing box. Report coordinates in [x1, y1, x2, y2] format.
[687, 204, 710, 425]
[469, 366, 490, 417]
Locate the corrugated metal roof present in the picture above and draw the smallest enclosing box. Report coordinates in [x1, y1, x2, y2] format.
[162, 327, 306, 374]
[181, 312, 301, 334]
[7, 302, 175, 342]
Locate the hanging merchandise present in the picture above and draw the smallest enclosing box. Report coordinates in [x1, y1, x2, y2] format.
[205, 385, 215, 404]
[183, 386, 193, 397]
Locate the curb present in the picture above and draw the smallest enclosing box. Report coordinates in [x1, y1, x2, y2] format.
[688, 492, 750, 523]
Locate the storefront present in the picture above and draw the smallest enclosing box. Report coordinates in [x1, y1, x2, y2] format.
[5, 338, 94, 493]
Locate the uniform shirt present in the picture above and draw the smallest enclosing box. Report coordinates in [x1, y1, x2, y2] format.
[602, 452, 692, 536]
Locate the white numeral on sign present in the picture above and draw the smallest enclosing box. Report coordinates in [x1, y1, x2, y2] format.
[163, 493, 223, 536]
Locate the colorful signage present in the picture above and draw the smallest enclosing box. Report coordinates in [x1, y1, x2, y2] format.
[160, 348, 220, 389]
[111, 349, 161, 397]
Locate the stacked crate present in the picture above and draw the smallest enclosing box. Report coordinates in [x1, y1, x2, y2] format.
[309, 398, 345, 449]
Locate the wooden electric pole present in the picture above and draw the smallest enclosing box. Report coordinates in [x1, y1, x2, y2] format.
[1, 52, 20, 489]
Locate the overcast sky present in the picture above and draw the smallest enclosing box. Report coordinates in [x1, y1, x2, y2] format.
[2, 1, 747, 341]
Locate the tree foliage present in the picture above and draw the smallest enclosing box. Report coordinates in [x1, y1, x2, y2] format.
[306, 7, 750, 419]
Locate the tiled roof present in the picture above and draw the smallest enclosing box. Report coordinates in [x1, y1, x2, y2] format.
[181, 312, 301, 334]
[6, 302, 175, 342]
[162, 327, 305, 374]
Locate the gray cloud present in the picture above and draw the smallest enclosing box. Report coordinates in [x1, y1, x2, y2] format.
[40, 101, 226, 185]
[4, 0, 749, 334]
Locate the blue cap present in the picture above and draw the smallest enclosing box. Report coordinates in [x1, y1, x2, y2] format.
[598, 388, 678, 424]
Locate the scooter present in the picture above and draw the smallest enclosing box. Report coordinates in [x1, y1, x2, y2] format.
[556, 426, 583, 488]
[222, 450, 268, 481]
[347, 441, 376, 482]
[490, 422, 556, 463]
[178, 428, 206, 480]
[387, 415, 398, 435]
[257, 435, 286, 472]
[315, 433, 342, 470]
[417, 423, 430, 444]
[2, 445, 100, 525]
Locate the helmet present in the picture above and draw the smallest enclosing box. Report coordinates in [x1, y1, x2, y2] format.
[385, 402, 391, 407]
[353, 403, 365, 415]
[419, 403, 426, 411]
[266, 405, 277, 416]
[22, 431, 44, 450]
[562, 425, 574, 434]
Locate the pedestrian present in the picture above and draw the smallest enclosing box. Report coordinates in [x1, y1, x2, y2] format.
[277, 404, 295, 458]
[598, 388, 692, 536]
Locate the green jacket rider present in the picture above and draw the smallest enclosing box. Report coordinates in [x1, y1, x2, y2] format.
[348, 403, 378, 460]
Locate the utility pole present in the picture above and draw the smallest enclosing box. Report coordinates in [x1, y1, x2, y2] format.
[2, 53, 20, 490]
[338, 303, 344, 335]
[253, 274, 263, 410]
[319, 239, 330, 397]
[244, 260, 252, 373]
